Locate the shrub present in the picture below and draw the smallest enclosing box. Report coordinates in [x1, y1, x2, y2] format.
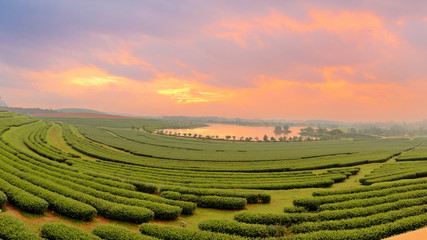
[0, 167, 97, 221]
[41, 222, 101, 240]
[283, 206, 308, 213]
[0, 178, 48, 214]
[0, 214, 41, 240]
[282, 214, 427, 240]
[290, 204, 427, 233]
[132, 182, 158, 194]
[234, 212, 293, 225]
[140, 223, 248, 240]
[93, 224, 157, 240]
[181, 194, 199, 202]
[198, 196, 247, 210]
[161, 191, 182, 200]
[0, 190, 6, 208]
[160, 186, 269, 204]
[199, 219, 284, 238]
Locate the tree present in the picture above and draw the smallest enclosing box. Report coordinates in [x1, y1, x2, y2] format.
[225, 135, 231, 141]
[274, 126, 283, 134]
[329, 129, 344, 136]
[283, 125, 291, 133]
[263, 134, 269, 142]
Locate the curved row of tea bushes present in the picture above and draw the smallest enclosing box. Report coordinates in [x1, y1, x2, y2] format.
[25, 162, 193, 216]
[160, 186, 270, 204]
[0, 178, 48, 214]
[359, 162, 427, 185]
[41, 222, 101, 240]
[7, 122, 135, 191]
[139, 223, 248, 240]
[234, 196, 427, 225]
[0, 214, 41, 240]
[63, 123, 400, 173]
[24, 130, 68, 163]
[92, 224, 158, 240]
[396, 143, 427, 161]
[161, 191, 247, 210]
[290, 204, 427, 233]
[0, 159, 153, 223]
[293, 183, 427, 210]
[198, 219, 285, 238]
[1, 123, 195, 217]
[198, 196, 247, 210]
[2, 140, 134, 191]
[131, 182, 158, 194]
[2, 154, 182, 220]
[0, 191, 6, 208]
[318, 190, 427, 211]
[276, 214, 427, 240]
[0, 167, 97, 221]
[313, 178, 427, 196]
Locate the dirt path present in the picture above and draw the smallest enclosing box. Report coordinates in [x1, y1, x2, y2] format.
[383, 227, 427, 240]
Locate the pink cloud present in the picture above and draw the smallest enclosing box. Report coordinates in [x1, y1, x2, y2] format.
[208, 10, 398, 47]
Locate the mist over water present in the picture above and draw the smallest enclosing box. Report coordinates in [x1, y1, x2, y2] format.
[162, 124, 305, 140]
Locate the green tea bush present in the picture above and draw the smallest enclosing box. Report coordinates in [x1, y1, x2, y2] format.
[0, 190, 6, 208]
[199, 219, 284, 238]
[0, 178, 48, 214]
[234, 212, 292, 225]
[198, 196, 247, 210]
[161, 191, 181, 200]
[279, 214, 427, 240]
[0, 167, 97, 221]
[290, 204, 427, 233]
[160, 186, 270, 204]
[132, 182, 158, 194]
[41, 222, 101, 240]
[0, 214, 41, 240]
[140, 223, 248, 240]
[312, 178, 427, 196]
[92, 224, 157, 240]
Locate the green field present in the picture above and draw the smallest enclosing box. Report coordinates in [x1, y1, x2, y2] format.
[0, 111, 426, 239]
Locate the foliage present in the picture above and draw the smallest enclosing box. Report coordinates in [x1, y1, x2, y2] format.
[92, 224, 157, 240]
[41, 222, 101, 240]
[0, 214, 41, 240]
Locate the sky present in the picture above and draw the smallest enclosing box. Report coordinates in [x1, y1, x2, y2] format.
[1, 0, 427, 121]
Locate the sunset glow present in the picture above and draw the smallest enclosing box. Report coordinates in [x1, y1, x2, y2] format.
[1, 1, 427, 121]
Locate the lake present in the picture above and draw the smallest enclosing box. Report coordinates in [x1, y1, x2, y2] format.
[161, 123, 306, 140]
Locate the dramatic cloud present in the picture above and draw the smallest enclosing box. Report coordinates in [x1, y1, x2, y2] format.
[1, 0, 427, 121]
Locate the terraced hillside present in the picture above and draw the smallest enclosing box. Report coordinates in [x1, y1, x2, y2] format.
[0, 110, 426, 239]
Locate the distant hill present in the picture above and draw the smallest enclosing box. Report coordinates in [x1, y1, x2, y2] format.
[33, 112, 135, 118]
[0, 107, 57, 115]
[56, 108, 105, 114]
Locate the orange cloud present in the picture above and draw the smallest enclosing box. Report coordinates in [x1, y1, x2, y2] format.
[154, 77, 235, 103]
[12, 63, 427, 121]
[24, 65, 234, 105]
[209, 10, 398, 47]
[92, 48, 158, 73]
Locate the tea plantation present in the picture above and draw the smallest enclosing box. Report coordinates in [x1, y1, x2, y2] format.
[0, 111, 426, 239]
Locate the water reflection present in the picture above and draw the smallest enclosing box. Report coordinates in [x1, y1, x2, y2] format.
[161, 124, 307, 140]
